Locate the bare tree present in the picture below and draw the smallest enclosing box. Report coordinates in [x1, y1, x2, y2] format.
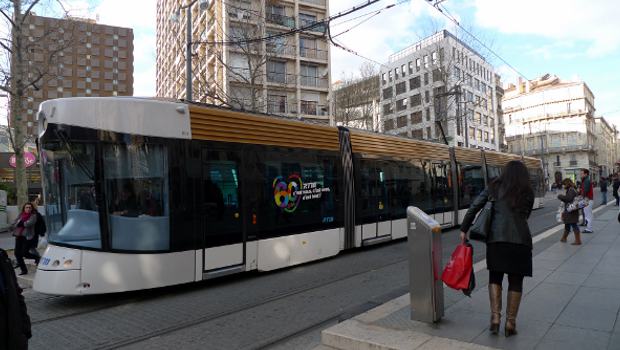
[0, 0, 77, 206]
[333, 62, 380, 131]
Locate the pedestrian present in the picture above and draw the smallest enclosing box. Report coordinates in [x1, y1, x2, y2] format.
[12, 202, 40, 276]
[612, 174, 620, 206]
[460, 160, 534, 337]
[557, 178, 582, 245]
[600, 176, 608, 205]
[0, 247, 32, 349]
[579, 169, 594, 233]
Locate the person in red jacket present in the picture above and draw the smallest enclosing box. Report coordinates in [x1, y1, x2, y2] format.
[580, 169, 594, 233]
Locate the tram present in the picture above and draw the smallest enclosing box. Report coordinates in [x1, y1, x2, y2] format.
[33, 98, 544, 295]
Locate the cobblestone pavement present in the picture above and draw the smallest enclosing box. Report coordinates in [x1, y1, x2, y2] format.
[24, 195, 608, 350]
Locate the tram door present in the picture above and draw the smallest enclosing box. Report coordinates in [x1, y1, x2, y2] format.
[430, 162, 452, 225]
[200, 148, 245, 277]
[359, 161, 391, 242]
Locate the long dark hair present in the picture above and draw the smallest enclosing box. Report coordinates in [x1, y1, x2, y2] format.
[490, 160, 532, 208]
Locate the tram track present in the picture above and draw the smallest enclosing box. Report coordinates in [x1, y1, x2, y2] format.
[35, 253, 409, 350]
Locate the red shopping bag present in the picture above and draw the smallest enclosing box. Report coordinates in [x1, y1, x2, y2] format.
[442, 242, 473, 291]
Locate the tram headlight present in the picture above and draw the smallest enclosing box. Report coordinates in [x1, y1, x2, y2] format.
[63, 259, 73, 268]
[52, 260, 60, 267]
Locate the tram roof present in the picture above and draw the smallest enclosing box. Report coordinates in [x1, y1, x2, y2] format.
[38, 98, 542, 168]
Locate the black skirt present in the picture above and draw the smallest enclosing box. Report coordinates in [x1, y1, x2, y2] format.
[486, 242, 532, 277]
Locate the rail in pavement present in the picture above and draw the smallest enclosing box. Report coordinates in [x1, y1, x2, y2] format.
[318, 203, 620, 350]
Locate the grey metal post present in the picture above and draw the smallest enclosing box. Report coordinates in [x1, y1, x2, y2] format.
[407, 206, 443, 323]
[186, 5, 193, 101]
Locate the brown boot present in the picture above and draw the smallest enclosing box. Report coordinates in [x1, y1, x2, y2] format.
[505, 291, 522, 337]
[560, 230, 569, 243]
[571, 229, 582, 245]
[489, 283, 502, 334]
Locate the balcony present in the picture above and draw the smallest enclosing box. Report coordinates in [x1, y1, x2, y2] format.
[301, 75, 328, 88]
[300, 47, 328, 60]
[300, 103, 328, 116]
[299, 18, 326, 33]
[266, 13, 295, 28]
[227, 67, 263, 84]
[299, 0, 326, 7]
[267, 100, 297, 114]
[267, 72, 296, 85]
[266, 43, 297, 57]
[569, 160, 578, 166]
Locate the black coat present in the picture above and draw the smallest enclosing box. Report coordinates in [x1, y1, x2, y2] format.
[0, 248, 31, 350]
[558, 187, 579, 224]
[461, 187, 535, 248]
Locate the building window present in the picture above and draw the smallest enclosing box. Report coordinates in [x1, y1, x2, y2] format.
[268, 94, 287, 113]
[383, 87, 393, 99]
[381, 73, 386, 85]
[397, 115, 407, 128]
[395, 81, 406, 95]
[410, 94, 421, 107]
[408, 61, 413, 74]
[300, 100, 318, 115]
[396, 98, 407, 111]
[384, 119, 394, 131]
[409, 76, 420, 90]
[412, 129, 423, 139]
[411, 111, 422, 124]
[267, 60, 286, 83]
[86, 43, 91, 48]
[423, 55, 429, 68]
[484, 131, 489, 142]
[432, 69, 442, 82]
[424, 91, 430, 104]
[383, 103, 393, 115]
[432, 51, 438, 65]
[86, 88, 91, 95]
[426, 127, 432, 139]
[424, 73, 429, 85]
[415, 58, 421, 71]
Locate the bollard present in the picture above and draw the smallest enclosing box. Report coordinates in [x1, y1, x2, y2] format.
[407, 206, 443, 323]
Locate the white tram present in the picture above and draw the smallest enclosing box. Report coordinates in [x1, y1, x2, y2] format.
[33, 98, 545, 295]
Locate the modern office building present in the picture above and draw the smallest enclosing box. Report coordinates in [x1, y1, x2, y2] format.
[379, 30, 500, 150]
[156, 0, 331, 122]
[504, 74, 597, 184]
[21, 15, 134, 135]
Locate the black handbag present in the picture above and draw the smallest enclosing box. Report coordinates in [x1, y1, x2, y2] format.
[469, 197, 494, 242]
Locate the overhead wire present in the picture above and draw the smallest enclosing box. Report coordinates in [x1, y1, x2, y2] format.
[427, 0, 529, 80]
[191, 0, 381, 46]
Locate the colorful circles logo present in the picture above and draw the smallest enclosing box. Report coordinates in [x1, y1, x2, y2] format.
[273, 174, 303, 213]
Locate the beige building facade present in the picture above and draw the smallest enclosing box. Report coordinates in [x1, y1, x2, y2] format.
[22, 15, 134, 135]
[504, 74, 597, 185]
[156, 0, 331, 122]
[594, 117, 618, 178]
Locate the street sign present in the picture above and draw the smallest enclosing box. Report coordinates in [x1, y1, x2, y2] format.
[9, 151, 37, 168]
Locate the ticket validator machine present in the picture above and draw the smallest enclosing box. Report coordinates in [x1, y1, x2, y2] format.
[407, 206, 444, 323]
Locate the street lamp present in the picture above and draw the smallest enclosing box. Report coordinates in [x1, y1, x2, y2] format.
[171, 0, 209, 101]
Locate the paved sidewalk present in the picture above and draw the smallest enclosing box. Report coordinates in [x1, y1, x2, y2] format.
[320, 204, 620, 350]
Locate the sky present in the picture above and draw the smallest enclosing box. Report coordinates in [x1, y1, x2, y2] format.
[56, 0, 620, 127]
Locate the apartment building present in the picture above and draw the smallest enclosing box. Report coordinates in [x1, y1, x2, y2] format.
[332, 75, 381, 131]
[594, 117, 618, 178]
[379, 30, 500, 150]
[21, 15, 134, 135]
[504, 74, 597, 184]
[156, 0, 331, 122]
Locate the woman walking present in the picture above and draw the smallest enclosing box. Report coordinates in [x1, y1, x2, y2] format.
[12, 202, 40, 276]
[558, 179, 582, 245]
[460, 160, 534, 337]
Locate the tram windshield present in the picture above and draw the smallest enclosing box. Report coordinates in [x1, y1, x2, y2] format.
[41, 135, 170, 251]
[41, 142, 102, 248]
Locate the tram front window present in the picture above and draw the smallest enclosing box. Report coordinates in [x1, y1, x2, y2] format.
[41, 143, 102, 248]
[103, 143, 169, 251]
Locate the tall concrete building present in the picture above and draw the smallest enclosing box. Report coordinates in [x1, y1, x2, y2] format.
[594, 117, 618, 178]
[21, 15, 134, 135]
[156, 0, 331, 122]
[379, 30, 500, 150]
[332, 75, 381, 132]
[504, 74, 596, 184]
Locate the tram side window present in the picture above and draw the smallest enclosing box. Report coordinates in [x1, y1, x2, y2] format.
[202, 152, 242, 248]
[529, 168, 544, 196]
[387, 160, 431, 218]
[487, 166, 501, 182]
[459, 164, 485, 209]
[260, 153, 340, 238]
[104, 144, 170, 251]
[430, 162, 453, 213]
